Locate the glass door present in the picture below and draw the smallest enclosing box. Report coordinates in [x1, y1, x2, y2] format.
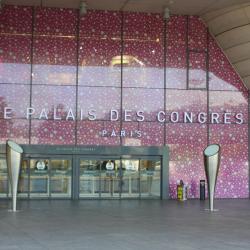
[100, 158, 120, 198]
[78, 156, 161, 199]
[27, 156, 72, 199]
[79, 157, 120, 198]
[140, 157, 161, 198]
[50, 159, 72, 198]
[29, 158, 50, 198]
[17, 159, 29, 198]
[79, 159, 100, 198]
[121, 158, 140, 198]
[0, 158, 7, 198]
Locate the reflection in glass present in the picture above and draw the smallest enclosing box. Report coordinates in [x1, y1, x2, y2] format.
[79, 160, 100, 197]
[140, 160, 161, 198]
[17, 160, 29, 197]
[29, 159, 49, 197]
[121, 159, 140, 198]
[100, 159, 120, 198]
[0, 159, 8, 197]
[50, 159, 72, 197]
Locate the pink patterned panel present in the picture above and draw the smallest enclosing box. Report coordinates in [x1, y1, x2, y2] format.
[166, 123, 207, 198]
[166, 90, 207, 122]
[31, 120, 75, 145]
[34, 7, 77, 35]
[123, 12, 164, 88]
[0, 84, 30, 118]
[139, 122, 164, 146]
[123, 88, 164, 121]
[209, 124, 248, 198]
[0, 5, 32, 34]
[79, 10, 121, 37]
[33, 36, 77, 85]
[78, 10, 121, 87]
[77, 121, 120, 145]
[166, 16, 187, 89]
[78, 86, 120, 120]
[209, 91, 248, 123]
[209, 35, 248, 91]
[121, 122, 140, 146]
[188, 16, 207, 51]
[0, 119, 29, 144]
[78, 39, 121, 87]
[189, 52, 206, 89]
[0, 35, 31, 84]
[32, 85, 76, 119]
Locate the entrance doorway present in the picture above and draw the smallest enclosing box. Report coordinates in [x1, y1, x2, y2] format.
[78, 156, 161, 199]
[0, 146, 169, 200]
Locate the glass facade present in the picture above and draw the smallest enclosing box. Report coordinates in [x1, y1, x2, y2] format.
[0, 6, 249, 199]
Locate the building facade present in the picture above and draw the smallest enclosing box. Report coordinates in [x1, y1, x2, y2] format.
[0, 5, 248, 199]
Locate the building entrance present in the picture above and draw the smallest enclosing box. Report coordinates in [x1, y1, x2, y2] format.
[78, 156, 161, 199]
[0, 145, 169, 200]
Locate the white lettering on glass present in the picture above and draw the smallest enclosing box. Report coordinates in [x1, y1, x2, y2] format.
[26, 107, 35, 119]
[4, 107, 12, 119]
[236, 113, 243, 124]
[110, 109, 119, 121]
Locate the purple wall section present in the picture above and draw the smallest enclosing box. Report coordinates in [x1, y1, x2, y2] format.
[0, 6, 249, 198]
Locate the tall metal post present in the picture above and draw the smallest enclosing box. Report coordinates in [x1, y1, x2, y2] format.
[6, 140, 23, 212]
[203, 144, 220, 211]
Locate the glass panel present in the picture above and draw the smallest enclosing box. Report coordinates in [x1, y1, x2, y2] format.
[209, 124, 248, 198]
[78, 10, 121, 87]
[189, 52, 206, 89]
[0, 5, 32, 34]
[0, 35, 31, 84]
[0, 158, 7, 197]
[50, 159, 72, 198]
[30, 120, 75, 145]
[123, 88, 164, 122]
[209, 91, 248, 124]
[188, 16, 207, 51]
[166, 123, 207, 198]
[33, 37, 77, 85]
[29, 159, 49, 197]
[17, 159, 29, 197]
[0, 84, 30, 118]
[79, 159, 100, 197]
[0, 119, 29, 144]
[0, 6, 32, 84]
[140, 159, 161, 198]
[77, 121, 120, 146]
[32, 85, 76, 118]
[100, 159, 121, 198]
[166, 16, 187, 89]
[123, 12, 164, 88]
[33, 7, 77, 85]
[121, 159, 139, 198]
[78, 86, 120, 120]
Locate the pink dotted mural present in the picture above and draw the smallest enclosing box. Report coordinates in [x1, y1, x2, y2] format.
[0, 6, 248, 198]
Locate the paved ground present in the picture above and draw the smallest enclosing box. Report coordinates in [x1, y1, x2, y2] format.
[0, 199, 250, 250]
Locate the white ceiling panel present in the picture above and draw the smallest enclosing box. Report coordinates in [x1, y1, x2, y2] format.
[216, 24, 250, 50]
[207, 8, 249, 35]
[226, 42, 250, 63]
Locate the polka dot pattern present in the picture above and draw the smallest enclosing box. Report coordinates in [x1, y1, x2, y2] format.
[32, 85, 76, 119]
[31, 120, 75, 145]
[78, 86, 120, 120]
[77, 121, 120, 145]
[0, 35, 31, 84]
[0, 119, 29, 144]
[0, 6, 248, 199]
[0, 84, 30, 118]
